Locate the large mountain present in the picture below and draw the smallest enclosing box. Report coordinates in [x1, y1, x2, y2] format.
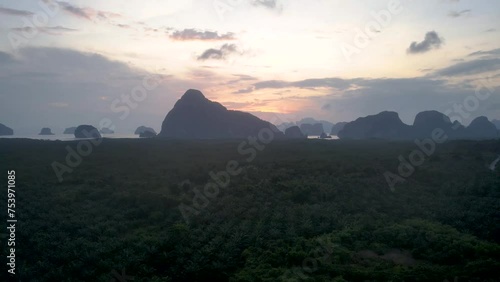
[159, 89, 284, 139]
[411, 111, 461, 139]
[338, 111, 499, 140]
[338, 111, 411, 140]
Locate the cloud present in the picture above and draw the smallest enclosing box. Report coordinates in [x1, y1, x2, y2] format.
[407, 31, 444, 54]
[486, 28, 497, 32]
[116, 24, 131, 29]
[0, 47, 138, 81]
[56, 1, 93, 20]
[197, 44, 240, 61]
[237, 77, 461, 102]
[309, 76, 497, 124]
[228, 74, 258, 84]
[232, 74, 258, 81]
[232, 86, 255, 94]
[47, 26, 78, 32]
[56, 1, 121, 21]
[291, 78, 353, 90]
[11, 26, 78, 35]
[253, 80, 289, 89]
[251, 0, 284, 13]
[170, 29, 235, 41]
[0, 7, 33, 16]
[0, 47, 208, 134]
[433, 58, 500, 77]
[321, 103, 331, 111]
[252, 0, 278, 9]
[253, 77, 354, 91]
[228, 74, 499, 124]
[448, 9, 471, 18]
[468, 48, 500, 58]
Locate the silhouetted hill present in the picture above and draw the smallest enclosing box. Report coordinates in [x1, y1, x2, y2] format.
[63, 127, 76, 134]
[276, 122, 295, 132]
[75, 125, 101, 139]
[278, 118, 334, 133]
[339, 111, 499, 140]
[159, 89, 284, 139]
[466, 116, 498, 139]
[411, 110, 461, 139]
[338, 111, 411, 140]
[284, 126, 306, 139]
[39, 128, 54, 135]
[0, 123, 14, 136]
[135, 126, 157, 135]
[297, 118, 334, 133]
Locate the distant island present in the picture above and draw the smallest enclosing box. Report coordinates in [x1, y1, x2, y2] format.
[153, 89, 499, 141]
[278, 118, 334, 135]
[0, 123, 14, 136]
[74, 125, 102, 139]
[338, 110, 499, 140]
[5, 90, 500, 142]
[39, 127, 54, 135]
[135, 126, 157, 136]
[159, 89, 284, 139]
[63, 127, 77, 134]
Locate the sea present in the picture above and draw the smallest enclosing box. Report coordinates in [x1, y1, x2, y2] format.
[0, 134, 139, 141]
[307, 135, 339, 140]
[0, 134, 339, 141]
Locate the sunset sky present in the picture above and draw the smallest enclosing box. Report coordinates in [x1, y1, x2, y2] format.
[0, 0, 499, 134]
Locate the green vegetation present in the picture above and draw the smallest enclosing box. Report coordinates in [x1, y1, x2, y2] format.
[1, 138, 499, 281]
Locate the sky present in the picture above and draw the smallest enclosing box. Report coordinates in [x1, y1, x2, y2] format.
[0, 0, 499, 134]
